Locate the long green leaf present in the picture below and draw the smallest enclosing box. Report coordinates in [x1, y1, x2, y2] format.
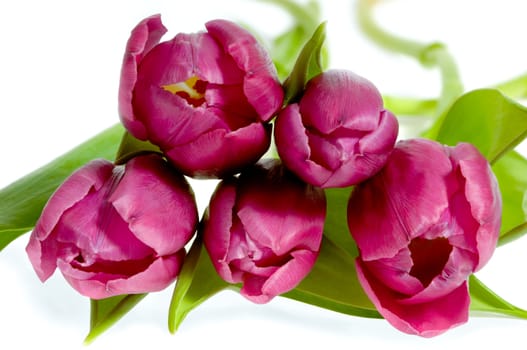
[284, 236, 379, 318]
[492, 151, 527, 243]
[435, 89, 527, 164]
[323, 187, 358, 258]
[84, 294, 147, 344]
[0, 124, 124, 251]
[469, 275, 527, 319]
[168, 235, 230, 333]
[282, 21, 327, 105]
[258, 0, 324, 81]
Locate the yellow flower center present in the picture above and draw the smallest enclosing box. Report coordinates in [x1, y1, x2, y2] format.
[162, 76, 207, 107]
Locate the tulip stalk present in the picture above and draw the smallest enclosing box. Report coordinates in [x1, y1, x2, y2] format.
[357, 0, 463, 124]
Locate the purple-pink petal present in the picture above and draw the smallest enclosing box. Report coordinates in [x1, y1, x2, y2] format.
[356, 259, 470, 337]
[60, 252, 185, 299]
[166, 123, 271, 178]
[203, 179, 238, 283]
[205, 19, 283, 121]
[109, 155, 198, 256]
[275, 104, 332, 186]
[119, 15, 167, 139]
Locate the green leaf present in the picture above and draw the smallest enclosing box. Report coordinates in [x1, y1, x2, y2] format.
[84, 293, 147, 344]
[282, 21, 327, 105]
[249, 1, 326, 81]
[492, 151, 527, 244]
[114, 131, 162, 165]
[435, 89, 527, 164]
[271, 26, 309, 81]
[382, 95, 437, 117]
[469, 275, 527, 319]
[493, 72, 527, 100]
[0, 124, 124, 251]
[323, 187, 358, 257]
[284, 236, 379, 318]
[168, 235, 230, 333]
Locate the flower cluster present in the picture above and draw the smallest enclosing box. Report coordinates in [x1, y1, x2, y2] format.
[24, 14, 502, 337]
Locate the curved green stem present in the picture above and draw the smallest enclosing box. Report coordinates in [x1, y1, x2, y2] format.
[498, 221, 527, 246]
[356, 0, 425, 59]
[357, 0, 463, 121]
[383, 71, 527, 118]
[494, 72, 527, 99]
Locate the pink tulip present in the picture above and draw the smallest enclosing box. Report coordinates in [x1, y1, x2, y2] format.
[26, 154, 198, 299]
[347, 138, 502, 337]
[274, 69, 398, 188]
[118, 15, 284, 178]
[203, 159, 326, 303]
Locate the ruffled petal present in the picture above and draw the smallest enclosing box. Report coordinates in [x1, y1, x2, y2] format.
[203, 179, 238, 283]
[166, 122, 270, 178]
[26, 160, 114, 281]
[109, 155, 198, 256]
[118, 15, 167, 139]
[356, 259, 469, 337]
[133, 83, 226, 148]
[451, 143, 501, 270]
[60, 252, 185, 299]
[205, 19, 283, 121]
[236, 166, 325, 255]
[275, 104, 332, 186]
[349, 139, 453, 261]
[299, 70, 384, 135]
[261, 249, 318, 299]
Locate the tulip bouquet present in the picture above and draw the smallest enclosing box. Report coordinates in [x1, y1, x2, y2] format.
[1, 0, 527, 344]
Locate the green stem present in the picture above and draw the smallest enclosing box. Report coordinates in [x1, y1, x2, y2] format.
[493, 72, 527, 99]
[498, 221, 527, 246]
[114, 132, 163, 165]
[357, 0, 424, 59]
[383, 71, 527, 118]
[257, 0, 320, 33]
[357, 0, 463, 120]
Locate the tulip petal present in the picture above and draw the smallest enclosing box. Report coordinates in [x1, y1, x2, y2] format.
[261, 249, 317, 299]
[55, 184, 153, 261]
[306, 131, 342, 171]
[349, 139, 453, 261]
[240, 275, 270, 304]
[236, 171, 325, 255]
[299, 70, 384, 135]
[166, 122, 270, 178]
[25, 235, 58, 282]
[119, 15, 167, 139]
[402, 246, 475, 304]
[32, 159, 114, 240]
[362, 248, 423, 296]
[135, 35, 194, 88]
[205, 83, 258, 129]
[26, 160, 114, 281]
[275, 104, 332, 186]
[133, 83, 226, 148]
[60, 251, 185, 299]
[357, 110, 399, 155]
[203, 179, 238, 283]
[193, 32, 244, 85]
[452, 143, 501, 270]
[109, 155, 198, 256]
[205, 19, 283, 121]
[356, 259, 469, 337]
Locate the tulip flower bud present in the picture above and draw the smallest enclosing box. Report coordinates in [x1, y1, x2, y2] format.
[118, 15, 284, 178]
[275, 69, 398, 188]
[203, 159, 326, 303]
[347, 139, 502, 337]
[26, 154, 198, 299]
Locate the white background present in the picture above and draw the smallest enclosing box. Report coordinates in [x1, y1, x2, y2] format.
[1, 0, 527, 349]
